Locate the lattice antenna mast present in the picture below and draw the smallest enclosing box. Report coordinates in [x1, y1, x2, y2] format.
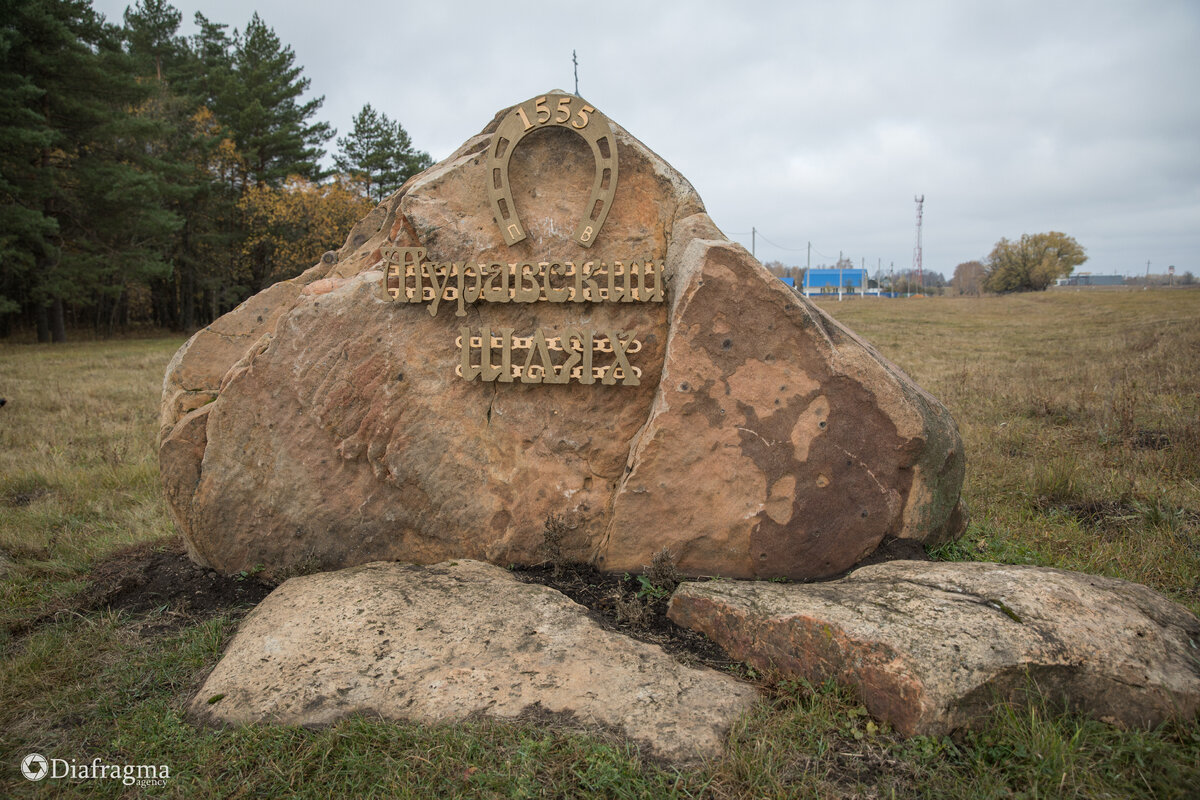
[913, 194, 925, 292]
[573, 50, 579, 95]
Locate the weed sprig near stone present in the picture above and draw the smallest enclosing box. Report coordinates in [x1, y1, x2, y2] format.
[2, 289, 1199, 798]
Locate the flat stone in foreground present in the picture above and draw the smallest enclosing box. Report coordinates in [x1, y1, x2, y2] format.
[191, 560, 758, 764]
[668, 560, 1200, 735]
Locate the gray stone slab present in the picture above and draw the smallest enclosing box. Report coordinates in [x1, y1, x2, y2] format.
[191, 560, 757, 764]
[669, 560, 1200, 735]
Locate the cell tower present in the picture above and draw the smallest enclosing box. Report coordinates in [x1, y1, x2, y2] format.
[913, 194, 925, 294]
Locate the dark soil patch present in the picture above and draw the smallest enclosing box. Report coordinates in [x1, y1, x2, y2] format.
[80, 538, 274, 620]
[1033, 494, 1141, 531]
[1062, 499, 1139, 528]
[1132, 428, 1173, 451]
[1036, 495, 1200, 540]
[513, 537, 929, 673]
[840, 536, 929, 571]
[1035, 497, 1146, 533]
[8, 538, 275, 638]
[1, 474, 51, 508]
[512, 562, 740, 673]
[62, 535, 932, 665]
[4, 486, 49, 507]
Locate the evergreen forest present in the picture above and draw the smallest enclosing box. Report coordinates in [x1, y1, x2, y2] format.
[0, 0, 431, 341]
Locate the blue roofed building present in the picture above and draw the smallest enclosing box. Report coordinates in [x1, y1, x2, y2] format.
[801, 268, 870, 297]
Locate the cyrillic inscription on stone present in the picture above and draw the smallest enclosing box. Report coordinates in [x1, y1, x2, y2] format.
[379, 247, 658, 386]
[455, 328, 641, 386]
[379, 247, 663, 315]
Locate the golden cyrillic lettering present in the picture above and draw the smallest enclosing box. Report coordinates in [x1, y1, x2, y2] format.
[565, 327, 592, 385]
[426, 262, 455, 317]
[482, 263, 511, 303]
[605, 261, 625, 303]
[456, 328, 642, 386]
[454, 262, 480, 316]
[624, 261, 643, 302]
[458, 326, 479, 380]
[543, 262, 570, 302]
[604, 329, 639, 386]
[383, 255, 662, 313]
[638, 260, 663, 302]
[514, 262, 541, 303]
[574, 261, 599, 303]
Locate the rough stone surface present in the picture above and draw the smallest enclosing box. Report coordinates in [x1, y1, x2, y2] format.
[668, 560, 1200, 735]
[160, 93, 965, 581]
[190, 560, 758, 764]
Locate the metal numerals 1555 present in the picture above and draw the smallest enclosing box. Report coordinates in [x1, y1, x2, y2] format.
[515, 95, 595, 132]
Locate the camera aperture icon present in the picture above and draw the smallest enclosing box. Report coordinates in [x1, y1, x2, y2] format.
[21, 753, 49, 781]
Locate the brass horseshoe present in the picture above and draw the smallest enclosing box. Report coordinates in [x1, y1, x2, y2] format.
[487, 93, 618, 249]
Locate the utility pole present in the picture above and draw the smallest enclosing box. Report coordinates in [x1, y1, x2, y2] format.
[914, 195, 925, 295]
[573, 50, 579, 95]
[804, 241, 811, 296]
[1145, 259, 1151, 287]
[751, 227, 756, 259]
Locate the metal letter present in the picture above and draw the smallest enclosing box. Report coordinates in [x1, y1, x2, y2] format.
[514, 262, 541, 303]
[458, 326, 480, 381]
[604, 329, 639, 386]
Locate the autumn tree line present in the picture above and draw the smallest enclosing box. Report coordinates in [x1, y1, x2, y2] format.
[1, 0, 431, 341]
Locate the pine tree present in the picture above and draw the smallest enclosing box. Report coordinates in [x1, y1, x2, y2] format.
[122, 1, 228, 330]
[216, 13, 331, 187]
[177, 11, 234, 114]
[335, 104, 432, 203]
[122, 0, 181, 82]
[0, 2, 57, 328]
[0, 0, 179, 340]
[176, 13, 244, 323]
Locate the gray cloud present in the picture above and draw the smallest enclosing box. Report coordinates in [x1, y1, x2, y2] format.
[94, 0, 1200, 277]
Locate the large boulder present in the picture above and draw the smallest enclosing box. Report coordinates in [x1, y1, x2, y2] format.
[190, 560, 758, 764]
[159, 91, 965, 581]
[667, 560, 1200, 735]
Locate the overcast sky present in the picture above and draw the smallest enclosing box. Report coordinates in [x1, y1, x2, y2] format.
[93, 0, 1200, 278]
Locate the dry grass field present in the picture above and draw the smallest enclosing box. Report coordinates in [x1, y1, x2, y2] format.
[0, 288, 1197, 798]
[814, 288, 1200, 613]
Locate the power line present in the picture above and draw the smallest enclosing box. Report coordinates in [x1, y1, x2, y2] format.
[734, 229, 856, 265]
[753, 230, 809, 252]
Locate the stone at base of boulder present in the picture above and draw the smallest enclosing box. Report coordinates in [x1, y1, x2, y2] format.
[190, 560, 757, 764]
[667, 560, 1200, 736]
